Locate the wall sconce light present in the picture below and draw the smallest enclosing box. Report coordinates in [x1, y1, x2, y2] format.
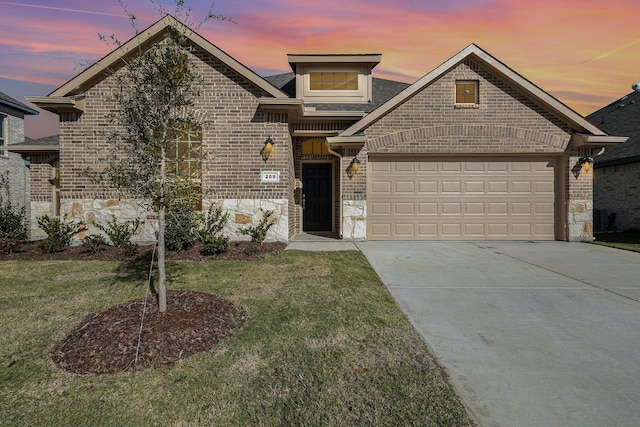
[346, 157, 361, 178]
[260, 136, 274, 162]
[578, 156, 593, 172]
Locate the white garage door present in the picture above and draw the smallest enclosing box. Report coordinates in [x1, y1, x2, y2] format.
[368, 157, 557, 240]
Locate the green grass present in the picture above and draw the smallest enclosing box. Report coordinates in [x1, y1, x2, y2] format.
[0, 251, 471, 426]
[592, 230, 640, 253]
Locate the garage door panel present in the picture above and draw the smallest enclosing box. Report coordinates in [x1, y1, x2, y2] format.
[368, 157, 556, 240]
[465, 203, 485, 215]
[417, 223, 438, 236]
[465, 181, 485, 193]
[512, 181, 533, 193]
[395, 162, 416, 172]
[535, 181, 554, 193]
[442, 181, 462, 193]
[418, 181, 438, 193]
[371, 181, 391, 194]
[395, 181, 415, 193]
[512, 202, 533, 215]
[370, 202, 392, 215]
[394, 223, 415, 236]
[488, 181, 508, 193]
[419, 202, 438, 215]
[464, 223, 486, 236]
[488, 202, 508, 215]
[395, 202, 415, 215]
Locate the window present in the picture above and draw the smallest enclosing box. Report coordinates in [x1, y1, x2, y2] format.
[302, 139, 330, 155]
[455, 81, 478, 104]
[310, 72, 358, 91]
[167, 121, 202, 207]
[0, 114, 6, 156]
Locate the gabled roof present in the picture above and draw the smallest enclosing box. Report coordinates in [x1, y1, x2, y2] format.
[340, 44, 608, 137]
[7, 134, 59, 154]
[28, 15, 287, 111]
[587, 89, 640, 167]
[0, 91, 39, 115]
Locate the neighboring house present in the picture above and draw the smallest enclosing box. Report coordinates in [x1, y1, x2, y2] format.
[7, 135, 59, 239]
[22, 16, 626, 243]
[0, 91, 38, 228]
[587, 87, 640, 231]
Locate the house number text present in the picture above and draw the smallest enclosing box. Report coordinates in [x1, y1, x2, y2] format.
[261, 171, 280, 183]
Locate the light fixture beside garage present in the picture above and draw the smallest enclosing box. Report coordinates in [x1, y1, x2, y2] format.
[346, 157, 361, 178]
[260, 136, 274, 162]
[578, 156, 593, 172]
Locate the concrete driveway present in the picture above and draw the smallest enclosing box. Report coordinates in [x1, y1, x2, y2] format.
[357, 241, 640, 427]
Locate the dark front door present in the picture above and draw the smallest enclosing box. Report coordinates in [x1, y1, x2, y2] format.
[303, 163, 332, 232]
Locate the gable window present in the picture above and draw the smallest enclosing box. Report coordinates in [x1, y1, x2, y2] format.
[0, 114, 6, 156]
[167, 121, 202, 206]
[310, 72, 359, 91]
[455, 81, 478, 104]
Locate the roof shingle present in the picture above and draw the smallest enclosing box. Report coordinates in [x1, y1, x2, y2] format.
[587, 89, 640, 166]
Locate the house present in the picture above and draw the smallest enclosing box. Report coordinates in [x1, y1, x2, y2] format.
[21, 15, 626, 243]
[587, 87, 640, 231]
[7, 134, 59, 239]
[0, 91, 38, 226]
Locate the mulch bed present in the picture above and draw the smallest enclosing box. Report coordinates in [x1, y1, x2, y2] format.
[51, 290, 247, 374]
[0, 239, 286, 261]
[1, 238, 284, 374]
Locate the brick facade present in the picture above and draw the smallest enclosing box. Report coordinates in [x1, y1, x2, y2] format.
[27, 22, 611, 243]
[594, 163, 640, 231]
[0, 105, 30, 229]
[56, 45, 292, 242]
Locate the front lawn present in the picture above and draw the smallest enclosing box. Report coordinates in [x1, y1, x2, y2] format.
[0, 251, 471, 426]
[592, 230, 640, 253]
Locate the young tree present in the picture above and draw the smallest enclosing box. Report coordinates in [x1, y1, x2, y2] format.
[102, 4, 217, 312]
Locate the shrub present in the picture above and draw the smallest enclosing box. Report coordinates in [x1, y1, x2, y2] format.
[165, 199, 198, 251]
[243, 242, 259, 257]
[37, 215, 84, 253]
[239, 209, 277, 244]
[201, 235, 230, 255]
[196, 204, 229, 241]
[81, 234, 108, 254]
[0, 238, 20, 255]
[0, 172, 28, 241]
[94, 215, 142, 247]
[197, 204, 230, 255]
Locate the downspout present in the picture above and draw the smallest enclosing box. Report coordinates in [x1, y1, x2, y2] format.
[325, 140, 343, 239]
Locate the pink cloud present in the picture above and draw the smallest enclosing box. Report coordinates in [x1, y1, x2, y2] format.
[2, 0, 639, 116]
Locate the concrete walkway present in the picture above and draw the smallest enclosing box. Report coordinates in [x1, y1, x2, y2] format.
[357, 241, 640, 427]
[285, 234, 359, 251]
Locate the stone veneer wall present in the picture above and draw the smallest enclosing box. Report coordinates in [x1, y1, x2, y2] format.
[567, 149, 594, 241]
[342, 200, 366, 240]
[341, 147, 366, 240]
[594, 162, 640, 231]
[32, 198, 290, 244]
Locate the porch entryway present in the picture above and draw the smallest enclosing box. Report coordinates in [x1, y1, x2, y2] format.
[302, 163, 333, 232]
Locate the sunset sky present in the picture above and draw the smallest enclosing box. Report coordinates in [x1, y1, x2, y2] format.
[1, 0, 638, 138]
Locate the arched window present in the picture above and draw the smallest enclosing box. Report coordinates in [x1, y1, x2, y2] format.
[302, 139, 329, 155]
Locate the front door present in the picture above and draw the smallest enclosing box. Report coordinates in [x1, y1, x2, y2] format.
[303, 163, 332, 232]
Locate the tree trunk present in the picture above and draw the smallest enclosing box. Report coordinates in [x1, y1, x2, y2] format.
[157, 151, 167, 313]
[157, 202, 167, 312]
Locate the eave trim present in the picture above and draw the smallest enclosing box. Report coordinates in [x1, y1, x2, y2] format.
[571, 133, 629, 148]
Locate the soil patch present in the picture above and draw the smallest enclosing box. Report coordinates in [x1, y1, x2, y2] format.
[51, 290, 247, 374]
